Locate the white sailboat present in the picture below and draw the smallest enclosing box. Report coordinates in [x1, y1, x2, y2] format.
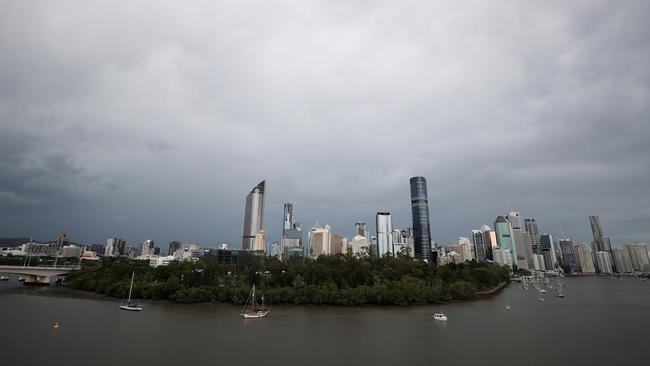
[240, 284, 269, 319]
[119, 271, 142, 311]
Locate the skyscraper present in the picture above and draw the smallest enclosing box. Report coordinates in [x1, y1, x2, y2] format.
[494, 216, 517, 267]
[509, 211, 533, 270]
[168, 241, 181, 256]
[309, 225, 332, 258]
[524, 218, 541, 254]
[540, 234, 557, 270]
[625, 243, 650, 271]
[410, 176, 432, 262]
[612, 247, 634, 273]
[355, 222, 369, 239]
[242, 180, 265, 251]
[589, 215, 613, 253]
[376, 212, 394, 256]
[140, 239, 155, 257]
[282, 203, 303, 259]
[283, 203, 293, 230]
[559, 238, 576, 269]
[589, 215, 604, 241]
[596, 251, 614, 274]
[105, 238, 126, 257]
[471, 230, 486, 262]
[575, 243, 596, 274]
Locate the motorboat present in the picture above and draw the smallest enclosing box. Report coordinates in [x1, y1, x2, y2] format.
[432, 313, 448, 321]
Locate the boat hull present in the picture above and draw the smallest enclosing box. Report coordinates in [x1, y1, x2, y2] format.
[120, 305, 143, 311]
[241, 310, 269, 319]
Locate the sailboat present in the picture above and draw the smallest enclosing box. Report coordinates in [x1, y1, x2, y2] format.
[240, 284, 269, 319]
[119, 271, 142, 311]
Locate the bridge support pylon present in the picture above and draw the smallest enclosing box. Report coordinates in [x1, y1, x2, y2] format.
[23, 274, 51, 286]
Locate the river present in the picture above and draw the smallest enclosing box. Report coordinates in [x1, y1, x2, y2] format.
[0, 276, 648, 366]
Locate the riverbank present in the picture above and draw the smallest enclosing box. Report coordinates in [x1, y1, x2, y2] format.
[476, 280, 509, 297]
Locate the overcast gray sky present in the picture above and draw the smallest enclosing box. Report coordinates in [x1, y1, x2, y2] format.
[1, 1, 649, 250]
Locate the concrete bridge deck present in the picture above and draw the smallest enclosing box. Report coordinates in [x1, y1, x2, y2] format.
[0, 265, 78, 285]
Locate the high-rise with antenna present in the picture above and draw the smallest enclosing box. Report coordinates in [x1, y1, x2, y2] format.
[242, 180, 266, 251]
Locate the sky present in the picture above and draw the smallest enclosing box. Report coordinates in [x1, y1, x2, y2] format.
[1, 1, 649, 250]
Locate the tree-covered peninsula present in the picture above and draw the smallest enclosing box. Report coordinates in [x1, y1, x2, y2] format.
[66, 253, 509, 306]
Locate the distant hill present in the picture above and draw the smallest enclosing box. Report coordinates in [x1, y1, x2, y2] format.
[0, 237, 31, 246]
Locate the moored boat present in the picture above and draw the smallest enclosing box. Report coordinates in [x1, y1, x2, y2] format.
[240, 284, 269, 319]
[433, 312, 448, 321]
[119, 271, 142, 311]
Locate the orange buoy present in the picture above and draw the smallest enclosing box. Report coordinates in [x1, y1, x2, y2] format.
[53, 321, 60, 330]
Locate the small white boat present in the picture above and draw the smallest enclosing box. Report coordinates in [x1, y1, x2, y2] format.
[505, 305, 511, 310]
[240, 284, 269, 319]
[18, 276, 25, 282]
[0, 275, 9, 281]
[539, 289, 547, 294]
[538, 297, 545, 302]
[120, 271, 142, 311]
[432, 312, 448, 321]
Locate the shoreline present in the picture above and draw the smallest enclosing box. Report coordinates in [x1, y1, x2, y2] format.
[2, 280, 511, 307]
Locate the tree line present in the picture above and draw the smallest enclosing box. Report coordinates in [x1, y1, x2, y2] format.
[65, 253, 510, 306]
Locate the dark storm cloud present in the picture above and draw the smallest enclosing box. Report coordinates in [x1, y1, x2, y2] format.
[0, 0, 648, 248]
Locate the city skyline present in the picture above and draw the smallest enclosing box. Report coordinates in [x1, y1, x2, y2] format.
[1, 1, 649, 248]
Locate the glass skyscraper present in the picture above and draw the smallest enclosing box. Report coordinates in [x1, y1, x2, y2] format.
[376, 212, 393, 256]
[494, 215, 517, 267]
[242, 180, 265, 250]
[409, 176, 432, 262]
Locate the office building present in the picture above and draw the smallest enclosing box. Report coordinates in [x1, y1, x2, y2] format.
[575, 243, 596, 274]
[350, 235, 369, 256]
[596, 251, 614, 274]
[458, 237, 473, 262]
[559, 238, 576, 268]
[483, 226, 497, 260]
[625, 244, 650, 271]
[283, 203, 294, 231]
[61, 245, 82, 258]
[253, 230, 265, 252]
[493, 247, 513, 268]
[509, 212, 533, 270]
[355, 223, 369, 239]
[471, 230, 486, 262]
[282, 203, 303, 258]
[533, 254, 546, 271]
[540, 234, 557, 270]
[140, 239, 155, 258]
[168, 241, 181, 256]
[494, 216, 517, 267]
[309, 225, 332, 258]
[524, 218, 541, 254]
[401, 228, 415, 257]
[589, 215, 613, 271]
[376, 212, 394, 256]
[612, 247, 634, 273]
[331, 234, 347, 255]
[270, 241, 281, 257]
[410, 176, 433, 261]
[105, 238, 126, 257]
[242, 180, 265, 251]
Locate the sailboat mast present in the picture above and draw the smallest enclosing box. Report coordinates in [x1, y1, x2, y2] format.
[127, 271, 134, 303]
[252, 284, 256, 310]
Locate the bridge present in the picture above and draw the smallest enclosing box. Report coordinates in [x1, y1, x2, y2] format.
[0, 265, 78, 285]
